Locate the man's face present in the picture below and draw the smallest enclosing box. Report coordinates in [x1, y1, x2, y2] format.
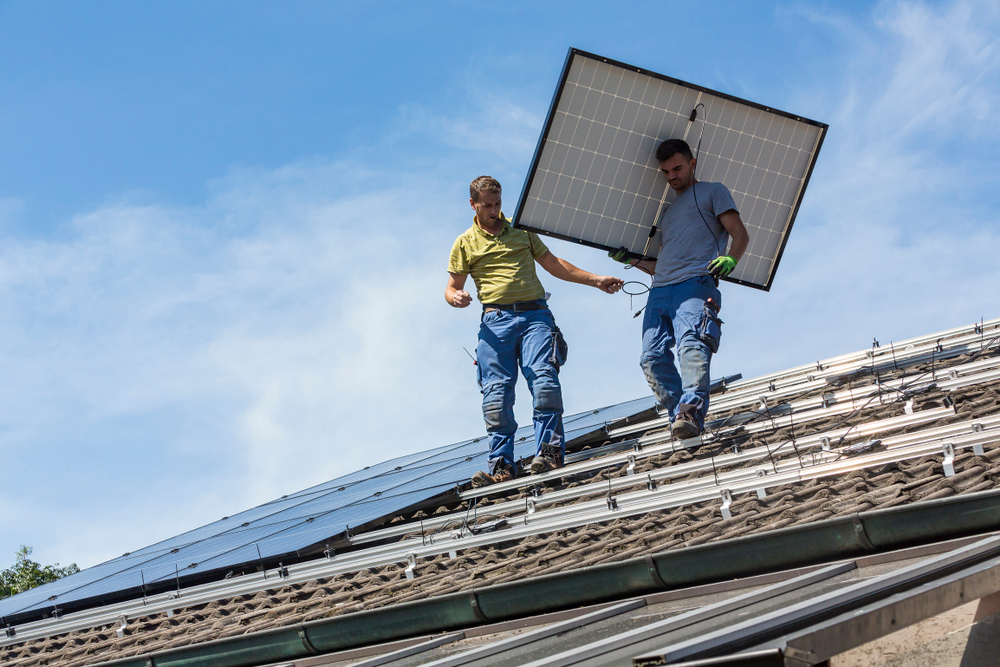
[659, 153, 697, 193]
[471, 190, 502, 228]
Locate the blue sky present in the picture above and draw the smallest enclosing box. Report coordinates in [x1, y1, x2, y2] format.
[0, 0, 998, 572]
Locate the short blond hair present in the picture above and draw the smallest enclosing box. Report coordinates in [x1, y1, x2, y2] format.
[470, 176, 502, 202]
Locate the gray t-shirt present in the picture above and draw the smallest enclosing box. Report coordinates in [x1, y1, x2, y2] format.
[652, 181, 738, 287]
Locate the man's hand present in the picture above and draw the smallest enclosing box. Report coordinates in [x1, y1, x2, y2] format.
[445, 273, 472, 308]
[608, 246, 631, 264]
[451, 290, 472, 308]
[594, 276, 624, 294]
[707, 255, 738, 278]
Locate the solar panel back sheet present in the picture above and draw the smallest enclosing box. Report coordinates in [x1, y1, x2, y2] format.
[513, 49, 827, 290]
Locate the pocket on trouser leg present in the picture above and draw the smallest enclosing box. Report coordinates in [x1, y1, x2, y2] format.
[697, 303, 723, 354]
[549, 326, 568, 368]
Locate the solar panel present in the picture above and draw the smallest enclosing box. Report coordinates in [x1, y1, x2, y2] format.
[513, 49, 828, 291]
[0, 397, 655, 624]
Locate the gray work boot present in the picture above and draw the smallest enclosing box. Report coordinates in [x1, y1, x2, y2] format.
[529, 443, 564, 475]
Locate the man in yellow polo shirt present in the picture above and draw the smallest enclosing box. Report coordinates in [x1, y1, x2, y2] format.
[446, 176, 623, 487]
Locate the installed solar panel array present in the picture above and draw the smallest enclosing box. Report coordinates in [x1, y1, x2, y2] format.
[514, 49, 827, 290]
[0, 397, 654, 624]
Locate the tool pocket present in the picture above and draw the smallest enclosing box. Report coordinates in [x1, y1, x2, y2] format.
[697, 302, 724, 354]
[550, 326, 568, 368]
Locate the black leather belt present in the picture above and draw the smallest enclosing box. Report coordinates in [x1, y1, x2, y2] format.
[483, 300, 548, 314]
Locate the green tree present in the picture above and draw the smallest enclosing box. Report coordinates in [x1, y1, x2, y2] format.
[0, 546, 79, 599]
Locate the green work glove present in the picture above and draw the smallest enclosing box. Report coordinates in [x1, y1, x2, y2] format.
[608, 246, 631, 263]
[707, 255, 738, 278]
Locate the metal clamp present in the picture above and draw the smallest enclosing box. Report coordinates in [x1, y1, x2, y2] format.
[942, 443, 956, 477]
[720, 489, 733, 521]
[404, 553, 417, 581]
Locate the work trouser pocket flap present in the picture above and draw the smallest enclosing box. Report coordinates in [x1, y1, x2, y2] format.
[698, 303, 723, 354]
[550, 326, 568, 368]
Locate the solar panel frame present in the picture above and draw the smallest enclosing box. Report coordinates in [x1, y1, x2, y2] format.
[513, 48, 828, 291]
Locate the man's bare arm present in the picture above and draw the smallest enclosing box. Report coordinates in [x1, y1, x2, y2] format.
[536, 251, 624, 294]
[719, 210, 749, 262]
[628, 258, 656, 276]
[445, 273, 472, 308]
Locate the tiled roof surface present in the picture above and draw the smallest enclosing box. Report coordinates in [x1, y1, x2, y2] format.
[3, 329, 1000, 667]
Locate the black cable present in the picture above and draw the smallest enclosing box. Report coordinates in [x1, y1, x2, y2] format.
[689, 105, 727, 261]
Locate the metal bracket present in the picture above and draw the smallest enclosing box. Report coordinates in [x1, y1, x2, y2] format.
[468, 592, 486, 621]
[755, 469, 767, 499]
[115, 615, 128, 639]
[404, 553, 417, 581]
[607, 496, 618, 510]
[646, 474, 657, 492]
[644, 554, 666, 588]
[943, 443, 956, 477]
[720, 489, 733, 521]
[821, 436, 831, 452]
[527, 498, 536, 515]
[4, 625, 15, 638]
[626, 454, 636, 476]
[904, 399, 915, 415]
[449, 550, 457, 560]
[166, 609, 175, 618]
[783, 646, 819, 664]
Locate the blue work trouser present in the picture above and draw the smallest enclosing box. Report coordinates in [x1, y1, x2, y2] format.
[640, 275, 723, 429]
[477, 304, 565, 473]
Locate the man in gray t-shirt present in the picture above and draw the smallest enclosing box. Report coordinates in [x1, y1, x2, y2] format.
[611, 139, 749, 439]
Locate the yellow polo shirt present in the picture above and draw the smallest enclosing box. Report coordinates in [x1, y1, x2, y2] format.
[448, 215, 549, 305]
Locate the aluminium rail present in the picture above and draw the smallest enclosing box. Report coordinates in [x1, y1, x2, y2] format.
[5, 320, 998, 648]
[462, 347, 1000, 504]
[5, 407, 997, 649]
[0, 403, 962, 647]
[615, 325, 1000, 437]
[705, 317, 1000, 404]
[347, 405, 958, 550]
[680, 321, 1000, 417]
[379, 354, 1000, 544]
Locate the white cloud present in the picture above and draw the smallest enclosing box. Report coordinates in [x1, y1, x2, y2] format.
[0, 165, 493, 567]
[2, 0, 999, 574]
[720, 0, 1000, 371]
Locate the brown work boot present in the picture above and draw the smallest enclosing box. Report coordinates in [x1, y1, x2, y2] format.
[529, 443, 564, 475]
[671, 411, 701, 440]
[471, 460, 515, 488]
